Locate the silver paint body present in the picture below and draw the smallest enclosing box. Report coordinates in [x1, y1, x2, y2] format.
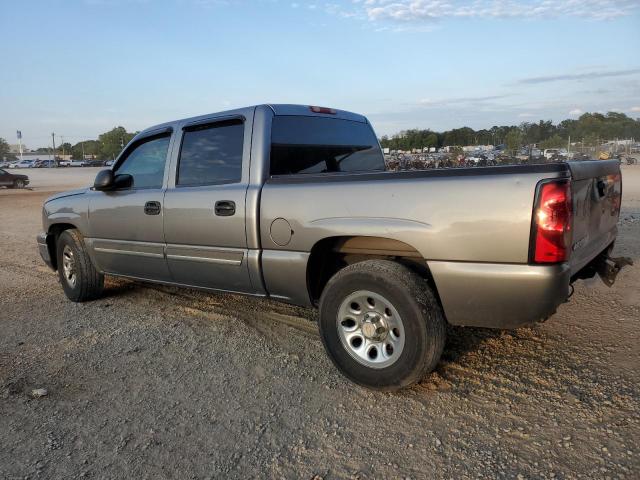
[38, 104, 621, 328]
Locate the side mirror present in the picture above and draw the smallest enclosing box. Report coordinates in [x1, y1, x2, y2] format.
[113, 174, 133, 189]
[93, 169, 114, 191]
[93, 170, 133, 191]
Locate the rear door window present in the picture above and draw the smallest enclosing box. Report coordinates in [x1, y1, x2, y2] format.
[270, 116, 385, 175]
[177, 120, 244, 186]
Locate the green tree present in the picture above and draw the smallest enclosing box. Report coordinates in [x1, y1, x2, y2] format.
[505, 130, 522, 153]
[379, 112, 640, 153]
[0, 138, 17, 162]
[99, 127, 136, 160]
[540, 134, 564, 150]
[70, 145, 83, 160]
[57, 142, 73, 156]
[425, 133, 438, 149]
[70, 140, 102, 160]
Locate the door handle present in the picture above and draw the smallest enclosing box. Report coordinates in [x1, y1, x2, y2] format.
[144, 201, 161, 215]
[214, 200, 236, 216]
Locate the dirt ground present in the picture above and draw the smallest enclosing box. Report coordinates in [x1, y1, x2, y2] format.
[1, 166, 638, 479]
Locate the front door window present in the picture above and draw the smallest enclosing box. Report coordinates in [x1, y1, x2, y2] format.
[115, 135, 170, 189]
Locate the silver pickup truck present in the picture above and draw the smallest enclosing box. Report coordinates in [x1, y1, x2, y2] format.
[37, 104, 623, 390]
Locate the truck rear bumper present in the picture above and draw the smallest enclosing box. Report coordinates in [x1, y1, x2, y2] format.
[427, 261, 570, 329]
[37, 233, 55, 270]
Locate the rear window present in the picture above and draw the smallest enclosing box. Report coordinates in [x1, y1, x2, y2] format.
[270, 116, 385, 175]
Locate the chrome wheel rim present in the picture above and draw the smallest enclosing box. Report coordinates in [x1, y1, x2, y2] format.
[62, 245, 76, 287]
[337, 290, 405, 369]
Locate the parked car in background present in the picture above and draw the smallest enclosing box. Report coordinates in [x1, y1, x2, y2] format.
[33, 159, 57, 168]
[70, 160, 88, 167]
[37, 104, 624, 390]
[9, 159, 35, 169]
[0, 168, 29, 188]
[104, 159, 115, 167]
[544, 148, 560, 160]
[58, 160, 72, 167]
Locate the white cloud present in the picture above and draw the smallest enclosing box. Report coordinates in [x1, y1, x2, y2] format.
[518, 112, 535, 118]
[630, 106, 640, 112]
[516, 68, 640, 85]
[358, 0, 639, 22]
[569, 108, 584, 115]
[417, 94, 511, 107]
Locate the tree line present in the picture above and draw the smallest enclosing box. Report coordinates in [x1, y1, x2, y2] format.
[3, 112, 639, 162]
[1, 127, 138, 161]
[379, 112, 640, 152]
[41, 127, 138, 160]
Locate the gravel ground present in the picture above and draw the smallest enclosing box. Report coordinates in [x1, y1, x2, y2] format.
[1, 166, 639, 479]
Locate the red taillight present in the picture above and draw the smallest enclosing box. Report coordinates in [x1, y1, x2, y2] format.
[309, 105, 336, 114]
[531, 180, 572, 264]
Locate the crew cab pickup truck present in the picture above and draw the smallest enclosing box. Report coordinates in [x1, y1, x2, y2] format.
[37, 104, 623, 390]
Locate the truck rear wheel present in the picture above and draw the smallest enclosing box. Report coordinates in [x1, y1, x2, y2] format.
[318, 260, 446, 391]
[56, 229, 104, 302]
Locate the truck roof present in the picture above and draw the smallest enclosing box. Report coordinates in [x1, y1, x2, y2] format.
[136, 104, 368, 139]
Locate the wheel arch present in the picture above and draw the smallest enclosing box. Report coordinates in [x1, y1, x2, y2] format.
[306, 235, 442, 309]
[46, 223, 79, 270]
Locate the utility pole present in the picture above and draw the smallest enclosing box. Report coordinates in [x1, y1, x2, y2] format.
[81, 141, 85, 161]
[51, 133, 56, 168]
[16, 130, 23, 161]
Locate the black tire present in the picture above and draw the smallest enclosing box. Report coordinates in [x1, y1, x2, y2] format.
[319, 260, 446, 391]
[13, 179, 25, 189]
[56, 229, 104, 302]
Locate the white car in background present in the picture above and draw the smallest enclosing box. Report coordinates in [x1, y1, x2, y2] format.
[70, 160, 87, 167]
[543, 148, 560, 159]
[9, 160, 35, 168]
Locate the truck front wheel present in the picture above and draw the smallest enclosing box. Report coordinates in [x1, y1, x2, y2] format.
[318, 260, 446, 391]
[56, 229, 104, 302]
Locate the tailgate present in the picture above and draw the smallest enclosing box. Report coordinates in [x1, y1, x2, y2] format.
[568, 160, 621, 275]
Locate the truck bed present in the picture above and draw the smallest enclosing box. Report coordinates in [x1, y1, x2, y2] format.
[262, 162, 570, 264]
[259, 160, 621, 328]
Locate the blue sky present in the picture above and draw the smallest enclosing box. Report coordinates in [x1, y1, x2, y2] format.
[1, 0, 639, 147]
